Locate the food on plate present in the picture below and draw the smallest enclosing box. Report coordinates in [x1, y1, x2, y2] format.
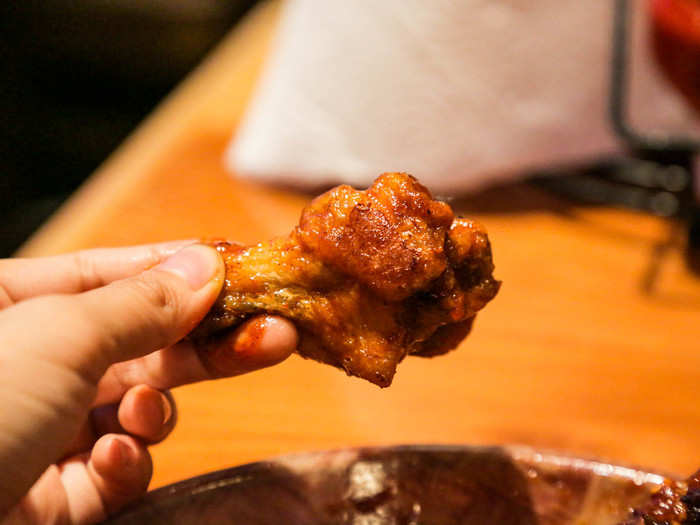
[189, 172, 500, 386]
[619, 469, 700, 524]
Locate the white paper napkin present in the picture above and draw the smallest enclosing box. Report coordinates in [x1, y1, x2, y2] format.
[227, 0, 699, 194]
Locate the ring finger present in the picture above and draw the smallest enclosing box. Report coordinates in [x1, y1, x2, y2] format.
[62, 385, 177, 459]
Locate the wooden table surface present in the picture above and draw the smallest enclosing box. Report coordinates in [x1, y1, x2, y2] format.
[20, 1, 700, 487]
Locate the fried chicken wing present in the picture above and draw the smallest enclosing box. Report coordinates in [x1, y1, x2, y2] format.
[618, 470, 700, 525]
[189, 173, 500, 387]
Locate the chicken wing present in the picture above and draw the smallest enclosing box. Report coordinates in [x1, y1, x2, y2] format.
[189, 173, 500, 387]
[619, 470, 700, 525]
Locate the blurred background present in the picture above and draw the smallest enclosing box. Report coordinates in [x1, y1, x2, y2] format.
[0, 0, 259, 256]
[5, 1, 700, 257]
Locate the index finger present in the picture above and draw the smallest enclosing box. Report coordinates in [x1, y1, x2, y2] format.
[0, 241, 194, 306]
[93, 316, 298, 406]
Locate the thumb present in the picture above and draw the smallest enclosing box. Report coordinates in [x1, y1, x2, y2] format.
[71, 243, 225, 375]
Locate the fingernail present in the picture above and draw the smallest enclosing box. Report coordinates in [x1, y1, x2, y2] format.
[199, 316, 297, 377]
[157, 245, 219, 290]
[159, 393, 172, 426]
[110, 437, 132, 467]
[232, 317, 268, 357]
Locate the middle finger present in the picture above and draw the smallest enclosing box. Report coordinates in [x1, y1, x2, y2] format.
[93, 315, 297, 407]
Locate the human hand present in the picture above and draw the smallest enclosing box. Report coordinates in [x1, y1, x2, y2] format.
[0, 242, 298, 524]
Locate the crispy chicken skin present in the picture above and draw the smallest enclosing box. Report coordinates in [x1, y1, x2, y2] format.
[189, 173, 500, 387]
[619, 470, 700, 525]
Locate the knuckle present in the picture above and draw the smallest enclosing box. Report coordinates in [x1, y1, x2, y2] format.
[0, 283, 14, 309]
[128, 274, 181, 315]
[118, 273, 187, 347]
[72, 250, 104, 291]
[145, 245, 167, 268]
[0, 261, 17, 308]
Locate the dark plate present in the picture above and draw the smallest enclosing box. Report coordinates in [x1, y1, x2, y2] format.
[102, 445, 669, 524]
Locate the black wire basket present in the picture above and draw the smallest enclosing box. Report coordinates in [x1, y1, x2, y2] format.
[532, 0, 700, 258]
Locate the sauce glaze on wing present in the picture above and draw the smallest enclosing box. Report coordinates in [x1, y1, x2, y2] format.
[190, 173, 500, 387]
[619, 470, 700, 525]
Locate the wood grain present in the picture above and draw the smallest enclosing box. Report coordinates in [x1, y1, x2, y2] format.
[19, 0, 700, 488]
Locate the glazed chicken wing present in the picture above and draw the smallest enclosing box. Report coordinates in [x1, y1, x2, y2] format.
[619, 470, 700, 525]
[189, 173, 500, 387]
